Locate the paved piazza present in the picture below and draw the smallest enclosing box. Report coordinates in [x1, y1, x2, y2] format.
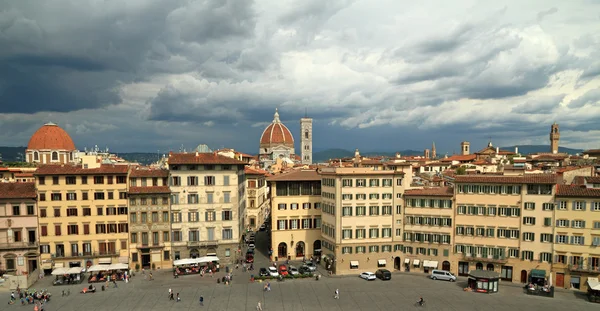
[4, 230, 599, 310]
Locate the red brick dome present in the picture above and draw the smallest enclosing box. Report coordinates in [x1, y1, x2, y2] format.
[27, 122, 76, 151]
[260, 109, 294, 147]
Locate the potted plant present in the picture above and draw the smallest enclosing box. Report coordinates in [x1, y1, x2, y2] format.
[135, 263, 140, 272]
[152, 263, 156, 270]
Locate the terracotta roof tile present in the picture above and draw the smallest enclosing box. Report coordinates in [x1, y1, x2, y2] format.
[440, 154, 477, 162]
[244, 167, 269, 175]
[260, 122, 294, 146]
[583, 149, 600, 154]
[454, 174, 557, 184]
[0, 182, 37, 199]
[404, 187, 454, 197]
[128, 186, 171, 194]
[167, 152, 245, 165]
[27, 123, 76, 151]
[34, 164, 129, 175]
[586, 177, 600, 184]
[267, 169, 320, 181]
[14, 173, 34, 177]
[130, 168, 169, 178]
[556, 185, 600, 198]
[383, 161, 412, 166]
[573, 176, 586, 185]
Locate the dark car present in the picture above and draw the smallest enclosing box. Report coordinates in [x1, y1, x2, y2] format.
[245, 253, 254, 263]
[259, 268, 269, 277]
[298, 266, 312, 275]
[247, 248, 255, 254]
[376, 269, 392, 280]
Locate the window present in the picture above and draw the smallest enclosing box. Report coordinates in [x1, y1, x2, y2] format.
[369, 228, 379, 238]
[302, 203, 311, 209]
[94, 176, 104, 184]
[540, 233, 552, 243]
[223, 192, 231, 203]
[152, 212, 159, 222]
[574, 201, 585, 211]
[557, 201, 567, 210]
[67, 224, 79, 235]
[572, 236, 585, 245]
[205, 211, 216, 222]
[572, 220, 585, 228]
[508, 248, 519, 258]
[355, 246, 366, 253]
[555, 235, 568, 244]
[55, 225, 62, 236]
[369, 245, 379, 253]
[207, 193, 214, 203]
[342, 179, 353, 187]
[97, 207, 103, 216]
[41, 225, 48, 236]
[291, 203, 299, 210]
[542, 203, 553, 211]
[543, 217, 551, 226]
[51, 193, 62, 201]
[67, 208, 78, 216]
[162, 211, 169, 222]
[522, 251, 534, 261]
[523, 217, 536, 225]
[172, 231, 182, 242]
[356, 179, 366, 187]
[188, 230, 199, 241]
[94, 192, 105, 200]
[356, 206, 366, 216]
[522, 232, 535, 241]
[188, 211, 199, 222]
[83, 224, 90, 235]
[204, 176, 215, 185]
[342, 229, 352, 239]
[369, 206, 379, 215]
[66, 192, 77, 201]
[369, 193, 379, 200]
[52, 176, 59, 184]
[540, 252, 552, 262]
[342, 206, 352, 216]
[39, 193, 46, 201]
[222, 210, 232, 221]
[382, 228, 391, 238]
[524, 202, 535, 210]
[54, 209, 61, 217]
[342, 247, 352, 254]
[278, 203, 287, 210]
[556, 219, 569, 227]
[223, 175, 230, 186]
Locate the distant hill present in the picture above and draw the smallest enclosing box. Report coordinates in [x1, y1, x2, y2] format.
[0, 146, 26, 162]
[500, 145, 584, 155]
[313, 148, 422, 163]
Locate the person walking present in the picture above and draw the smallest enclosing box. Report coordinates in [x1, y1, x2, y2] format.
[334, 289, 339, 299]
[169, 288, 172, 299]
[256, 301, 263, 311]
[176, 293, 181, 302]
[199, 296, 204, 306]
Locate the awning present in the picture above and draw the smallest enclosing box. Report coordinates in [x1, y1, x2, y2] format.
[51, 267, 68, 275]
[118, 256, 129, 264]
[197, 255, 219, 263]
[404, 258, 410, 264]
[427, 261, 439, 268]
[587, 277, 600, 291]
[423, 260, 430, 267]
[107, 263, 129, 270]
[54, 263, 64, 268]
[98, 258, 112, 264]
[87, 265, 110, 272]
[378, 259, 386, 266]
[66, 267, 84, 274]
[350, 261, 359, 267]
[530, 269, 545, 279]
[173, 258, 196, 266]
[206, 253, 217, 256]
[413, 259, 420, 265]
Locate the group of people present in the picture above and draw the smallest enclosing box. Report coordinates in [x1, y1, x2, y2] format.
[8, 288, 51, 307]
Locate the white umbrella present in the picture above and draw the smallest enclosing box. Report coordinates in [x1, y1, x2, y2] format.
[51, 267, 68, 275]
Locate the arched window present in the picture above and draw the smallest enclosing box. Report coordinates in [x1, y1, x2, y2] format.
[33, 152, 39, 161]
[304, 130, 309, 139]
[51, 151, 58, 161]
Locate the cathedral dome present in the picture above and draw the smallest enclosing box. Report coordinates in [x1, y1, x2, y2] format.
[27, 122, 76, 151]
[260, 109, 294, 147]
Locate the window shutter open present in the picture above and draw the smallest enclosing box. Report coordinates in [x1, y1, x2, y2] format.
[572, 201, 576, 210]
[195, 212, 199, 221]
[583, 202, 587, 211]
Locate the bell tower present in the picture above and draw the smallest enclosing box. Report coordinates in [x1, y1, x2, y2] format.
[300, 111, 313, 164]
[550, 122, 560, 154]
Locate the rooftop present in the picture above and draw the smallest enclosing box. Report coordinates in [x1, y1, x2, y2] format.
[440, 154, 477, 162]
[585, 176, 600, 184]
[0, 182, 37, 199]
[454, 174, 557, 184]
[319, 167, 403, 176]
[244, 167, 269, 176]
[128, 186, 171, 194]
[404, 187, 454, 197]
[267, 169, 320, 182]
[35, 164, 129, 175]
[129, 167, 169, 178]
[167, 152, 246, 165]
[556, 185, 600, 198]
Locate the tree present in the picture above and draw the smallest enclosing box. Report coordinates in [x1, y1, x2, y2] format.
[456, 166, 467, 175]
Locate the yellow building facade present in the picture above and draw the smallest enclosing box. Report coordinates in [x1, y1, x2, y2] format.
[453, 175, 556, 283]
[402, 187, 454, 273]
[268, 170, 322, 262]
[128, 167, 172, 270]
[553, 185, 600, 291]
[318, 166, 409, 275]
[244, 167, 270, 231]
[35, 163, 131, 272]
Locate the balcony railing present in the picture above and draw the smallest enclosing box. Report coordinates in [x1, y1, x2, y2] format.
[568, 264, 600, 273]
[0, 242, 38, 250]
[51, 251, 118, 259]
[461, 254, 508, 263]
[187, 240, 219, 248]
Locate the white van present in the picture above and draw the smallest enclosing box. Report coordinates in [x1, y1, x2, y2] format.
[430, 270, 456, 282]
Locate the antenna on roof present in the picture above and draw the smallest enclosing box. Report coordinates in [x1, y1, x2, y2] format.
[305, 107, 307, 118]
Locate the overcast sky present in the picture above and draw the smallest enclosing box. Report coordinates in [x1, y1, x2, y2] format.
[0, 0, 599, 154]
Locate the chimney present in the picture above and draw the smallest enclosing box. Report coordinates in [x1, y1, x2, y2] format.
[515, 147, 519, 154]
[496, 147, 499, 154]
[196, 151, 199, 157]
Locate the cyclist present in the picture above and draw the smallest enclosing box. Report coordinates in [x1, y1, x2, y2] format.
[417, 297, 425, 306]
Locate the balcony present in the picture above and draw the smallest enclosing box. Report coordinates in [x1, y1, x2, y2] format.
[0, 242, 39, 250]
[137, 243, 165, 249]
[51, 251, 118, 259]
[187, 240, 219, 248]
[461, 254, 508, 263]
[568, 264, 600, 273]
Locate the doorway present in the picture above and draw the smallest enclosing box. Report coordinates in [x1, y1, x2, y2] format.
[555, 273, 564, 288]
[142, 254, 151, 268]
[442, 261, 450, 271]
[520, 270, 528, 283]
[458, 261, 469, 276]
[394, 257, 401, 270]
[28, 230, 36, 243]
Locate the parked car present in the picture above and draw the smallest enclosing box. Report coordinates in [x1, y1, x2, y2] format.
[303, 262, 317, 271]
[267, 267, 279, 277]
[259, 224, 266, 231]
[360, 272, 377, 281]
[278, 264, 289, 276]
[259, 267, 269, 277]
[245, 253, 254, 263]
[376, 269, 392, 280]
[248, 243, 256, 250]
[298, 266, 312, 275]
[430, 269, 456, 282]
[288, 265, 299, 276]
[246, 248, 255, 254]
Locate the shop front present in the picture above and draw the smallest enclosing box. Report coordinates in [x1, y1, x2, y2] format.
[466, 270, 499, 294]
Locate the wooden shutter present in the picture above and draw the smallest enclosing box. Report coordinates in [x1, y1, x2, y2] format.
[41, 225, 47, 236]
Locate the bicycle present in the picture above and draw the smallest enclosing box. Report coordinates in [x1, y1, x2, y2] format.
[415, 300, 425, 307]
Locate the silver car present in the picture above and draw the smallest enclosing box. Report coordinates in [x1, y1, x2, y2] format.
[430, 269, 456, 281]
[303, 262, 317, 271]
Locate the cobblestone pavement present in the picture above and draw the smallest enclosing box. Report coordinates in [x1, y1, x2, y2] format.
[3, 230, 598, 310]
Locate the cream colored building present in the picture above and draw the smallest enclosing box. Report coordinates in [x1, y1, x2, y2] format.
[553, 184, 600, 291]
[402, 187, 454, 274]
[128, 167, 172, 270]
[244, 167, 270, 231]
[318, 165, 410, 275]
[35, 163, 131, 272]
[0, 182, 39, 275]
[166, 151, 246, 263]
[453, 174, 556, 284]
[268, 169, 322, 261]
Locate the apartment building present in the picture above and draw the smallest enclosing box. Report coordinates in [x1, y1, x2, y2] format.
[453, 174, 556, 284]
[267, 170, 322, 262]
[166, 152, 245, 263]
[244, 167, 270, 231]
[318, 166, 409, 275]
[402, 187, 454, 273]
[35, 163, 130, 272]
[128, 167, 172, 270]
[553, 184, 600, 291]
[0, 182, 39, 274]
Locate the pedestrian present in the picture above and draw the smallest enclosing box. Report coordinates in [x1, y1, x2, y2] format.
[169, 288, 172, 299]
[113, 279, 118, 288]
[256, 301, 263, 310]
[125, 271, 129, 283]
[170, 292, 174, 301]
[334, 289, 339, 299]
[176, 293, 181, 302]
[149, 272, 153, 281]
[199, 296, 204, 306]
